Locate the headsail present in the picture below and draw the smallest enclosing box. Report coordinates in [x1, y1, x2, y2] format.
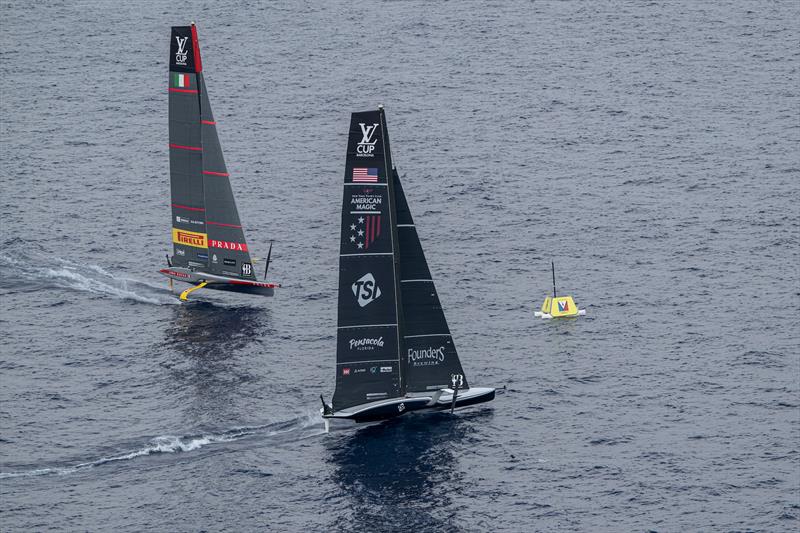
[332, 109, 404, 411]
[394, 169, 469, 391]
[168, 24, 255, 280]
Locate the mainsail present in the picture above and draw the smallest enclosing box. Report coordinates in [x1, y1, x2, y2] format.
[168, 24, 255, 281]
[332, 109, 404, 411]
[393, 169, 469, 391]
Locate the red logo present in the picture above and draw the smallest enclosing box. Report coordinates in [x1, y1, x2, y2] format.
[342, 368, 350, 376]
[208, 239, 248, 252]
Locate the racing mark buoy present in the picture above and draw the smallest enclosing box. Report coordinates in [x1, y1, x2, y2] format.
[534, 261, 586, 319]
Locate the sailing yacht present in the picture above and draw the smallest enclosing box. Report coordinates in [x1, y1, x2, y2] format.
[158, 24, 278, 300]
[321, 107, 495, 430]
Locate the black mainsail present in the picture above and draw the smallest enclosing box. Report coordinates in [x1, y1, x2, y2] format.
[161, 24, 275, 298]
[324, 107, 494, 426]
[332, 109, 404, 411]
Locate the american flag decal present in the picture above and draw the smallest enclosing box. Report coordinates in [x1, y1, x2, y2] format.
[352, 167, 379, 183]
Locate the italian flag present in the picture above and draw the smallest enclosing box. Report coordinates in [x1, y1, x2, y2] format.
[173, 73, 190, 88]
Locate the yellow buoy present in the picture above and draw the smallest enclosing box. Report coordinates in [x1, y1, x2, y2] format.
[534, 262, 586, 319]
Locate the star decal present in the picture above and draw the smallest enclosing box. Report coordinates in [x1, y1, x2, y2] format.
[350, 223, 356, 231]
[350, 235, 356, 242]
[357, 242, 364, 249]
[357, 229, 364, 237]
[358, 217, 364, 224]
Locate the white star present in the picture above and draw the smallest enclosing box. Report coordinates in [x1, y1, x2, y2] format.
[357, 242, 364, 249]
[350, 235, 356, 242]
[358, 217, 364, 224]
[357, 229, 364, 236]
[350, 224, 356, 231]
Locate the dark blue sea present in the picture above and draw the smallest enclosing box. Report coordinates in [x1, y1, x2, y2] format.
[1, 1, 798, 531]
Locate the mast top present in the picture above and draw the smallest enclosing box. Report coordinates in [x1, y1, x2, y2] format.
[378, 104, 384, 111]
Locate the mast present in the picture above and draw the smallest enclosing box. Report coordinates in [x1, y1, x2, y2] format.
[379, 106, 407, 396]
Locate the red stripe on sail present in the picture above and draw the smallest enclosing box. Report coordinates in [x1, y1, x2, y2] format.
[169, 143, 202, 151]
[366, 217, 371, 249]
[191, 24, 202, 73]
[172, 203, 205, 212]
[207, 221, 242, 228]
[201, 120, 216, 125]
[202, 170, 229, 176]
[376, 216, 380, 237]
[169, 88, 198, 94]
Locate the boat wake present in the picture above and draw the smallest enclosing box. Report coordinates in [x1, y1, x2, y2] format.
[0, 241, 176, 305]
[0, 411, 324, 479]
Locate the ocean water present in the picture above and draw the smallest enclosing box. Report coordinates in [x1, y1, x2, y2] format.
[1, 1, 798, 531]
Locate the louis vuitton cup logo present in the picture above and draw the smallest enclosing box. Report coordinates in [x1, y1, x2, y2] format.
[356, 123, 379, 157]
[352, 272, 381, 307]
[175, 36, 189, 66]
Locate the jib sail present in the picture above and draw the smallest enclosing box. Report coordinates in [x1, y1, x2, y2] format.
[168, 24, 255, 280]
[332, 109, 404, 411]
[393, 168, 469, 392]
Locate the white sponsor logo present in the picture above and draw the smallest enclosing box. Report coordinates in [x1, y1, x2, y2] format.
[352, 273, 381, 307]
[176, 248, 185, 256]
[175, 36, 189, 66]
[398, 402, 405, 412]
[241, 262, 252, 276]
[212, 254, 218, 263]
[349, 336, 384, 351]
[356, 122, 379, 157]
[380, 366, 392, 373]
[408, 346, 446, 366]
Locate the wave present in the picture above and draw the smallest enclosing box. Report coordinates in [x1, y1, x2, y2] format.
[0, 241, 177, 305]
[0, 411, 324, 479]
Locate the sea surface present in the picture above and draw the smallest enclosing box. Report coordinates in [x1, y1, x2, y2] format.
[1, 1, 798, 531]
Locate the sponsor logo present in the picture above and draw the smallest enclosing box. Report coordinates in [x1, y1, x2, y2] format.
[241, 262, 252, 276]
[380, 366, 392, 373]
[349, 337, 384, 351]
[558, 300, 569, 312]
[176, 215, 203, 226]
[342, 368, 350, 376]
[197, 252, 208, 261]
[352, 273, 381, 307]
[348, 214, 381, 251]
[370, 366, 378, 374]
[172, 228, 207, 249]
[451, 374, 464, 388]
[175, 35, 189, 66]
[398, 402, 405, 412]
[221, 270, 239, 277]
[175, 248, 185, 256]
[163, 269, 189, 278]
[188, 260, 205, 268]
[349, 191, 382, 211]
[408, 346, 446, 366]
[223, 258, 236, 266]
[212, 254, 218, 263]
[208, 239, 248, 252]
[352, 167, 378, 183]
[356, 122, 379, 157]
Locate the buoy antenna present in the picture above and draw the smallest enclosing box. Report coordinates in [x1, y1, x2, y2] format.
[551, 261, 557, 298]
